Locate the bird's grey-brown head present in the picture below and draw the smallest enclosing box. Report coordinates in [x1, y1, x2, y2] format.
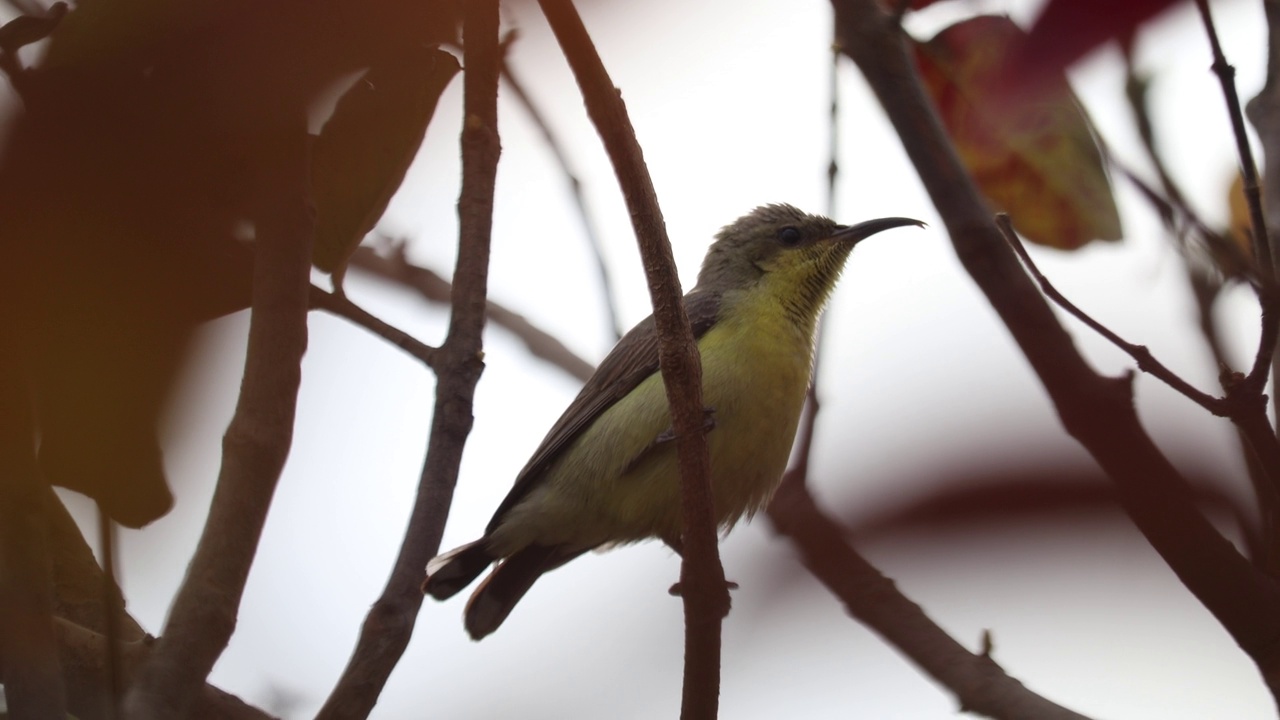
[694, 204, 921, 319]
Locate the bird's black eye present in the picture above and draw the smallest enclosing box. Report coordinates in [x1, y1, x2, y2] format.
[777, 226, 802, 246]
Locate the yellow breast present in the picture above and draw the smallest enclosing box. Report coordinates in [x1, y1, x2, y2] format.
[488, 287, 818, 554]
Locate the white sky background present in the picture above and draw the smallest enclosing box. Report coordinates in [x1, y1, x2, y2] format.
[50, 0, 1280, 717]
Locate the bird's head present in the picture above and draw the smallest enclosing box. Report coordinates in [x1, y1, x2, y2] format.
[694, 204, 921, 321]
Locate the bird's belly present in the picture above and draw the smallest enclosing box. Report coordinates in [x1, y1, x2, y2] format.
[584, 318, 812, 543]
[489, 312, 815, 553]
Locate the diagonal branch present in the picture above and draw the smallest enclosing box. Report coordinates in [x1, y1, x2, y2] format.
[995, 215, 1227, 416]
[534, 2, 724, 719]
[314, 2, 501, 716]
[309, 285, 440, 369]
[767, 477, 1095, 720]
[830, 0, 1280, 701]
[500, 30, 623, 341]
[347, 245, 594, 382]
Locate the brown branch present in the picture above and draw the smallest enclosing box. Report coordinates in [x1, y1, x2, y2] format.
[1195, 0, 1273, 281]
[1246, 0, 1280, 573]
[999, 215, 1280, 556]
[314, 2, 500, 716]
[535, 2, 724, 718]
[348, 245, 594, 382]
[309, 285, 441, 369]
[124, 127, 315, 719]
[995, 215, 1227, 416]
[500, 30, 624, 341]
[830, 0, 1280, 700]
[1193, 0, 1280, 396]
[767, 478, 1095, 720]
[52, 617, 275, 720]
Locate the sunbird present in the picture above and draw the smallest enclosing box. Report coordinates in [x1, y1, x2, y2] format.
[424, 204, 921, 639]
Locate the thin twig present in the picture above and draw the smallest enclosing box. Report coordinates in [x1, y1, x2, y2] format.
[1245, 0, 1280, 445]
[1121, 47, 1278, 570]
[535, 2, 723, 718]
[309, 285, 440, 369]
[996, 215, 1227, 415]
[124, 125, 315, 720]
[1195, 0, 1273, 280]
[1000, 214, 1280, 520]
[1193, 0, 1280, 395]
[315, 2, 500, 716]
[1106, 154, 1254, 284]
[767, 477, 1095, 720]
[348, 244, 594, 382]
[500, 29, 623, 341]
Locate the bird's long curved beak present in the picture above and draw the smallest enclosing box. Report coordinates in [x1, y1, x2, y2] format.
[831, 217, 925, 245]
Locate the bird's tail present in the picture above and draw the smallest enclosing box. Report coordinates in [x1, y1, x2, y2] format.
[423, 540, 495, 600]
[463, 544, 587, 640]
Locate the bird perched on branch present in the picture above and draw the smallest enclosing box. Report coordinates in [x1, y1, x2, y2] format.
[423, 204, 921, 639]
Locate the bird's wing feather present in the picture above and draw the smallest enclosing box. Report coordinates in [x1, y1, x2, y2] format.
[485, 289, 723, 534]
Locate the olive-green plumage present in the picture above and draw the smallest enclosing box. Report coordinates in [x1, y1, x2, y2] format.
[424, 204, 921, 639]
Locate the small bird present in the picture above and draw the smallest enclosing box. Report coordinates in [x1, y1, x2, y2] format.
[424, 204, 921, 639]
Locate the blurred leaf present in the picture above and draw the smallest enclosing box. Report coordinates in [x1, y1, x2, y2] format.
[311, 46, 460, 276]
[1227, 172, 1255, 260]
[1011, 0, 1182, 92]
[914, 16, 1122, 249]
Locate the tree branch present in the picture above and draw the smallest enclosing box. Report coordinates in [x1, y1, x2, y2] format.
[535, 2, 724, 718]
[500, 30, 623, 341]
[309, 285, 440, 369]
[1192, 0, 1280, 398]
[124, 126, 315, 719]
[315, 2, 501, 716]
[347, 245, 594, 382]
[995, 215, 1227, 416]
[830, 0, 1280, 700]
[767, 477, 1095, 720]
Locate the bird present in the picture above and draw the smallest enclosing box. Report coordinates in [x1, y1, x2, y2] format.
[423, 204, 922, 639]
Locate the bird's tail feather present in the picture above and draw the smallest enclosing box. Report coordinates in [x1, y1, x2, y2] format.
[423, 540, 495, 600]
[464, 544, 586, 640]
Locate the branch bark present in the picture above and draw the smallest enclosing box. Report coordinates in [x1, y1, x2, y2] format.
[124, 126, 315, 719]
[315, 2, 500, 716]
[346, 245, 594, 382]
[535, 2, 724, 718]
[767, 477, 1094, 720]
[831, 0, 1280, 702]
